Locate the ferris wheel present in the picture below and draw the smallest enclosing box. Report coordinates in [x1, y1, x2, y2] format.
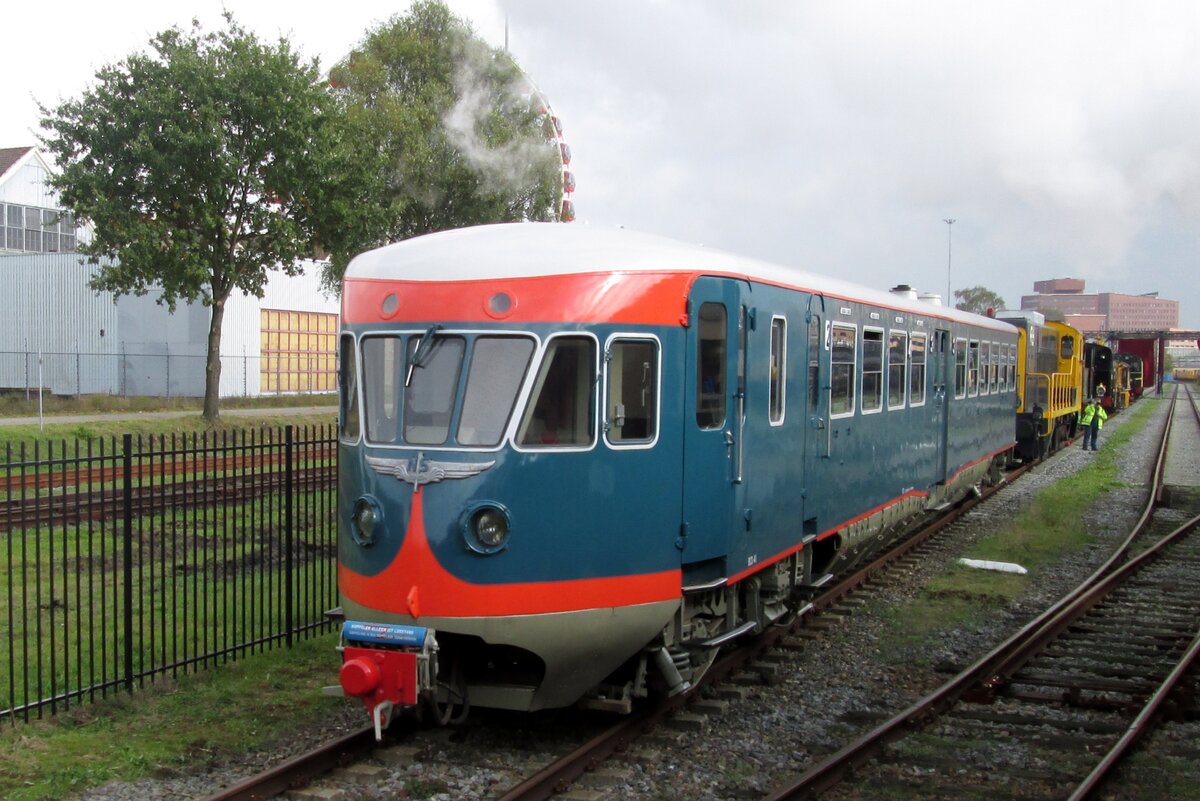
[518, 75, 575, 222]
[544, 111, 575, 222]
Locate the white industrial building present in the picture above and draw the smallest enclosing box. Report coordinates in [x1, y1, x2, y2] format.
[0, 146, 340, 398]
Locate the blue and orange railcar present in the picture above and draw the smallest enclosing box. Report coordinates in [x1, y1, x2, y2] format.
[333, 223, 1019, 733]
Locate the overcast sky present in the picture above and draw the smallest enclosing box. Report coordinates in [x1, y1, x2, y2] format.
[4, 1, 1197, 327]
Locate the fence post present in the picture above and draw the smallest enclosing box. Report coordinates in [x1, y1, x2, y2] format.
[122, 433, 134, 693]
[284, 425, 294, 647]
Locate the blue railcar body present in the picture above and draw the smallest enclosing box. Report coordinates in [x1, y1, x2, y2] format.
[333, 223, 1019, 726]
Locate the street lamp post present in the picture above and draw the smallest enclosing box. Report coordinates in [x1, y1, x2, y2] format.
[943, 218, 956, 307]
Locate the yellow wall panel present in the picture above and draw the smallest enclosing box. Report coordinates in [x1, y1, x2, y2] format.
[258, 308, 338, 394]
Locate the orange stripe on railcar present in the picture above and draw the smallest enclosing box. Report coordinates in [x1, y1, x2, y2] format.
[342, 271, 696, 326]
[339, 490, 682, 618]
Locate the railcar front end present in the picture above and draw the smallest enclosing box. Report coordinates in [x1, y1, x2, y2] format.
[333, 237, 702, 732]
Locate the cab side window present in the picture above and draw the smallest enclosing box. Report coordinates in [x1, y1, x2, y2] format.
[518, 336, 596, 447]
[696, 303, 727, 429]
[339, 333, 360, 441]
[606, 338, 658, 444]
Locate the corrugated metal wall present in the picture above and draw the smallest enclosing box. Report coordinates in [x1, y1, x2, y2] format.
[0, 253, 120, 394]
[0, 253, 338, 398]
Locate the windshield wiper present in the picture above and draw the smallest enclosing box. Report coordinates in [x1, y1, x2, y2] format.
[405, 324, 443, 387]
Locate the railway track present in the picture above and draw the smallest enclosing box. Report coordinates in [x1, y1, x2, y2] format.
[195, 453, 1041, 801]
[0, 464, 334, 531]
[1, 438, 332, 494]
[189, 395, 1188, 801]
[766, 384, 1200, 800]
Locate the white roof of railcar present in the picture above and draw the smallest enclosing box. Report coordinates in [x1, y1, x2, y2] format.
[345, 223, 1015, 333]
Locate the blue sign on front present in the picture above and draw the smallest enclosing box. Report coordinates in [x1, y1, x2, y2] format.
[343, 620, 428, 647]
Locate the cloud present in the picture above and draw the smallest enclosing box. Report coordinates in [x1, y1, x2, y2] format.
[496, 0, 1200, 324]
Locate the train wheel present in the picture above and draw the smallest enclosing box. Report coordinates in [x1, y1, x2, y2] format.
[425, 661, 470, 725]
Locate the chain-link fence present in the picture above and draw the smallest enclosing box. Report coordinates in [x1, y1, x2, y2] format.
[0, 350, 336, 399]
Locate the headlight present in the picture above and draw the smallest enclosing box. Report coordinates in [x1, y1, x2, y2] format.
[461, 503, 511, 554]
[351, 496, 382, 546]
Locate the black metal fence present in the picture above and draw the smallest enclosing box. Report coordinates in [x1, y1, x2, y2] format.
[1, 425, 338, 723]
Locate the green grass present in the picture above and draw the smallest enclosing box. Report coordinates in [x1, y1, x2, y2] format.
[873, 592, 1000, 666]
[0, 399, 346, 800]
[0, 633, 354, 801]
[0, 391, 337, 451]
[1, 490, 337, 715]
[0, 412, 337, 452]
[0, 392, 336, 418]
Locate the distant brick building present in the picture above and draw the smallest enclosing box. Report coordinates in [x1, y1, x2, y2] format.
[1020, 278, 1179, 334]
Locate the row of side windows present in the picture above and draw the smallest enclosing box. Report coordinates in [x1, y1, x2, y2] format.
[829, 324, 930, 419]
[953, 337, 1018, 399]
[696, 307, 938, 427]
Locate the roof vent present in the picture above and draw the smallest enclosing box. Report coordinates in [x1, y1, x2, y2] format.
[918, 292, 944, 306]
[890, 284, 919, 300]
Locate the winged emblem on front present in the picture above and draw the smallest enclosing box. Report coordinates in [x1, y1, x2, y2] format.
[366, 454, 496, 487]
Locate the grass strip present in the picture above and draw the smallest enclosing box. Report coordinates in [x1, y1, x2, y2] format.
[0, 632, 352, 801]
[875, 398, 1159, 662]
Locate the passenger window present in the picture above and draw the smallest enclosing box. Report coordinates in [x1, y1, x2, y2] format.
[888, 331, 907, 409]
[968, 340, 980, 396]
[862, 328, 883, 413]
[830, 325, 856, 417]
[606, 338, 658, 444]
[696, 303, 727, 429]
[979, 341, 990, 395]
[954, 338, 967, 399]
[989, 342, 999, 392]
[339, 333, 360, 441]
[910, 333, 926, 406]
[518, 336, 596, 447]
[769, 317, 785, 424]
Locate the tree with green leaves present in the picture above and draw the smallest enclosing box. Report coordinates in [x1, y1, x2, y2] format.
[954, 286, 1008, 315]
[321, 0, 564, 285]
[40, 15, 336, 423]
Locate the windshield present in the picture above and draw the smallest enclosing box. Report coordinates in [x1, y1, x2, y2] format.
[361, 333, 535, 447]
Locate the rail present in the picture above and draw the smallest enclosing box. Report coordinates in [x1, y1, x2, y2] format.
[762, 389, 1184, 800]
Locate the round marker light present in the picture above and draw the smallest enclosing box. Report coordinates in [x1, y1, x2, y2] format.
[352, 496, 382, 546]
[461, 503, 512, 554]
